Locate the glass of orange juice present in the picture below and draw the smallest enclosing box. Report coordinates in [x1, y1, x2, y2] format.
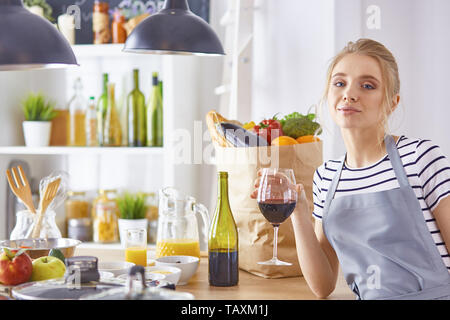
[125, 228, 147, 266]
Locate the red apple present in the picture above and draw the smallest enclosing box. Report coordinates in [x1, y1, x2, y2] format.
[0, 248, 33, 286]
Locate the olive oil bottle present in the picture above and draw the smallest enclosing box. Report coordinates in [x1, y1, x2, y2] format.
[208, 171, 239, 286]
[146, 72, 163, 147]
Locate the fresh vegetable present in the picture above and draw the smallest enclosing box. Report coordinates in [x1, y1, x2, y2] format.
[271, 136, 299, 146]
[49, 248, 65, 263]
[282, 115, 321, 139]
[252, 117, 284, 145]
[296, 135, 321, 144]
[243, 121, 256, 130]
[220, 123, 268, 147]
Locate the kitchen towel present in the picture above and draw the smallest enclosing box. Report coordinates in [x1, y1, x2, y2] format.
[215, 141, 323, 278]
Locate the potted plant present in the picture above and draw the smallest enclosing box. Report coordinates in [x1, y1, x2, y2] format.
[22, 92, 58, 147]
[23, 0, 55, 22]
[117, 191, 148, 246]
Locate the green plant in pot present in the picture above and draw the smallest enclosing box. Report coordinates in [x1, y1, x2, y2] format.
[22, 92, 58, 147]
[23, 0, 55, 22]
[117, 192, 148, 247]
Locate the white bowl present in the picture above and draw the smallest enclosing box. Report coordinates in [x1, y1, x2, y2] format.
[145, 266, 182, 286]
[155, 256, 199, 285]
[98, 261, 135, 277]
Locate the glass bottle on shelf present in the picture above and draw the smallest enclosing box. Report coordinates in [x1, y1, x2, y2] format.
[68, 77, 87, 146]
[127, 69, 146, 147]
[147, 72, 163, 147]
[112, 10, 127, 44]
[97, 73, 109, 146]
[93, 1, 111, 44]
[50, 105, 69, 146]
[86, 97, 98, 146]
[103, 83, 122, 147]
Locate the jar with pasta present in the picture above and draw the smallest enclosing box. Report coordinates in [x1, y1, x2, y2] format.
[92, 190, 119, 243]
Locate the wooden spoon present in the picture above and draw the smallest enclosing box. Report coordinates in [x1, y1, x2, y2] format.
[6, 165, 36, 214]
[31, 178, 61, 239]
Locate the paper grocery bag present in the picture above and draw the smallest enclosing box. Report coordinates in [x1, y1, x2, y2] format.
[215, 141, 323, 278]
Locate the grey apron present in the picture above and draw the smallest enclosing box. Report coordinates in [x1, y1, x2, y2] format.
[322, 135, 450, 300]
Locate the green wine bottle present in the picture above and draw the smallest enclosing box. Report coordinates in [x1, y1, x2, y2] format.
[208, 171, 239, 287]
[97, 73, 109, 146]
[127, 69, 146, 147]
[146, 72, 163, 147]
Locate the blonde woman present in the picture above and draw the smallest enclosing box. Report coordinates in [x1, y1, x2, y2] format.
[252, 39, 450, 300]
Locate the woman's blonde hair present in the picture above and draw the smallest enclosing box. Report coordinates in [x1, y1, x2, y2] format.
[319, 38, 400, 143]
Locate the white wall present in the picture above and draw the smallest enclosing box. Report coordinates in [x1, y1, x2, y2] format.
[249, 0, 450, 161]
[361, 0, 450, 156]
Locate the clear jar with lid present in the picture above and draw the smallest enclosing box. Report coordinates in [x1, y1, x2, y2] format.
[92, 189, 119, 243]
[65, 191, 89, 236]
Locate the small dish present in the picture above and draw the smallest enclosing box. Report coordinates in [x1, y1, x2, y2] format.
[145, 266, 181, 286]
[155, 256, 199, 285]
[98, 261, 135, 277]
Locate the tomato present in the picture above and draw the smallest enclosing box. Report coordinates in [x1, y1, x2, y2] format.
[252, 118, 284, 145]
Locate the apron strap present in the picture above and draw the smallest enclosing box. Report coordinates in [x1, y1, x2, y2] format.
[323, 135, 409, 216]
[384, 135, 410, 188]
[323, 154, 345, 216]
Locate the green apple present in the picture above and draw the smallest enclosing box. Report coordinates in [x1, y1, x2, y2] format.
[31, 256, 66, 281]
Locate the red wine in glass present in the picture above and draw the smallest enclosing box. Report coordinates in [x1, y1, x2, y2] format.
[257, 168, 298, 266]
[258, 200, 297, 227]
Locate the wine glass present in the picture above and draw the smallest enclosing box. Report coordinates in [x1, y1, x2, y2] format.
[257, 168, 297, 266]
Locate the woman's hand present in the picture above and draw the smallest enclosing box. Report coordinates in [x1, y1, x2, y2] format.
[250, 170, 311, 222]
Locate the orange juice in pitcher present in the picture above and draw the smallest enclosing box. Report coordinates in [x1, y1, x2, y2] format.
[156, 188, 209, 259]
[155, 239, 200, 258]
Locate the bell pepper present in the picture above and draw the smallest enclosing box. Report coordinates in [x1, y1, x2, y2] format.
[243, 121, 256, 130]
[252, 117, 284, 145]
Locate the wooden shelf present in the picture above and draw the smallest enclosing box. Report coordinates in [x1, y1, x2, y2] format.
[0, 146, 165, 156]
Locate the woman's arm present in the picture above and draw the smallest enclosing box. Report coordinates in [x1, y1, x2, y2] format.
[251, 177, 340, 298]
[290, 184, 340, 298]
[432, 195, 450, 254]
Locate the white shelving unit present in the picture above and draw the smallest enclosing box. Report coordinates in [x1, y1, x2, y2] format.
[0, 44, 203, 240]
[0, 146, 164, 156]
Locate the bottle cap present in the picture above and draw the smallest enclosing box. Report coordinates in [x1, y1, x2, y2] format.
[218, 171, 228, 178]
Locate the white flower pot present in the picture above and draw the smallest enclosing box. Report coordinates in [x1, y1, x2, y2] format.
[23, 121, 52, 147]
[118, 218, 148, 247]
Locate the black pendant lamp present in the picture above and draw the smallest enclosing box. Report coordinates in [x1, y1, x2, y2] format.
[123, 0, 225, 56]
[0, 0, 78, 71]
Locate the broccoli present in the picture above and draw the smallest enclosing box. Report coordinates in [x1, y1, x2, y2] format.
[282, 117, 322, 139]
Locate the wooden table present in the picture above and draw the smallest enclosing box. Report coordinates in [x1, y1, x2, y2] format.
[75, 246, 354, 300]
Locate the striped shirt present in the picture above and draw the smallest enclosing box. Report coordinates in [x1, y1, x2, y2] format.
[312, 135, 450, 271]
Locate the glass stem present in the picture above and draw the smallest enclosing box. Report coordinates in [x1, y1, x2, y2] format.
[272, 225, 279, 261]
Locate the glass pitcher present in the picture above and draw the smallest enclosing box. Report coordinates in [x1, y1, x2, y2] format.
[155, 187, 209, 258]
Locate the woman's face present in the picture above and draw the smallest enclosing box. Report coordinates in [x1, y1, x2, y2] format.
[327, 53, 386, 131]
